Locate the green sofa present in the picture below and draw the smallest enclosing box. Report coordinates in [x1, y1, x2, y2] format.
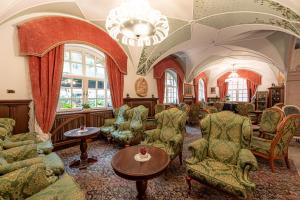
[142, 108, 187, 164]
[0, 118, 53, 154]
[111, 105, 149, 146]
[186, 111, 257, 199]
[100, 104, 130, 142]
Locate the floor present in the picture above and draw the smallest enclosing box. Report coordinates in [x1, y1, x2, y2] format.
[57, 126, 300, 200]
[289, 140, 300, 175]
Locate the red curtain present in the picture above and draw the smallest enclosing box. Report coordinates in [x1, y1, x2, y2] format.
[153, 56, 185, 103]
[193, 72, 208, 102]
[156, 73, 165, 104]
[106, 56, 124, 108]
[217, 69, 261, 101]
[28, 45, 64, 133]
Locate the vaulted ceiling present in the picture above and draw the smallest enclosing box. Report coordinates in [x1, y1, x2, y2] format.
[1, 0, 299, 80]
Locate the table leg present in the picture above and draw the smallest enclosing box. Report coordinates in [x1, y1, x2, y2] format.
[136, 180, 147, 200]
[80, 138, 88, 161]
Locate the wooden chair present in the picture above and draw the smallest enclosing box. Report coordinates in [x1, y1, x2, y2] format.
[251, 114, 300, 172]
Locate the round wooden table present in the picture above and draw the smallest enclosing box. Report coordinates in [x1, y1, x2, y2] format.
[111, 146, 170, 199]
[64, 127, 100, 170]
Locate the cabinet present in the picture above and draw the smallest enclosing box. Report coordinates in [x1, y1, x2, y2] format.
[255, 91, 268, 111]
[268, 86, 285, 107]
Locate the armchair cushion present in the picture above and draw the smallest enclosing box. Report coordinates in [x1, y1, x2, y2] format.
[2, 140, 34, 149]
[208, 139, 240, 165]
[0, 157, 43, 175]
[26, 174, 85, 200]
[186, 158, 247, 199]
[0, 144, 38, 163]
[250, 136, 271, 155]
[186, 139, 208, 165]
[160, 127, 177, 143]
[144, 129, 161, 143]
[0, 163, 52, 200]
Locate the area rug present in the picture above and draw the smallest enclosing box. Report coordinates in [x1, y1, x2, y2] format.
[56, 126, 300, 200]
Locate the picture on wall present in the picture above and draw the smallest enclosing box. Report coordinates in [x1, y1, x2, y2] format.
[211, 87, 216, 94]
[184, 83, 193, 97]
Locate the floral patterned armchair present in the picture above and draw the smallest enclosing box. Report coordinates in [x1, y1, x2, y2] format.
[142, 108, 187, 164]
[111, 105, 149, 146]
[251, 114, 300, 172]
[258, 107, 284, 139]
[0, 118, 53, 154]
[186, 111, 257, 199]
[282, 105, 300, 116]
[100, 104, 130, 142]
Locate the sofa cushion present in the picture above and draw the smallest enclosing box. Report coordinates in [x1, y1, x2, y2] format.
[26, 174, 85, 200]
[208, 139, 240, 165]
[186, 158, 247, 199]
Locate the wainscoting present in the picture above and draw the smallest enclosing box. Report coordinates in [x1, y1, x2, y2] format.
[0, 100, 31, 134]
[51, 109, 113, 150]
[123, 97, 158, 118]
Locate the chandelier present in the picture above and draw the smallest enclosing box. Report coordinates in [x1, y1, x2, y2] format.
[225, 64, 239, 82]
[105, 0, 169, 46]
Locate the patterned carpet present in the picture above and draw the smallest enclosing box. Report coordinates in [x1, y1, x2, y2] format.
[56, 126, 300, 200]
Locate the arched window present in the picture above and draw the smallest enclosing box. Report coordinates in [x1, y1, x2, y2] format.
[227, 78, 248, 102]
[198, 79, 205, 102]
[164, 70, 178, 103]
[58, 44, 112, 110]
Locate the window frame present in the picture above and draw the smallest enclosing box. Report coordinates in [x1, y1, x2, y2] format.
[227, 77, 248, 102]
[58, 44, 112, 112]
[164, 69, 178, 104]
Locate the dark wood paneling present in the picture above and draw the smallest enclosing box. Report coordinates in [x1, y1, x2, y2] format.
[183, 97, 195, 105]
[0, 100, 31, 134]
[123, 97, 158, 118]
[51, 109, 113, 149]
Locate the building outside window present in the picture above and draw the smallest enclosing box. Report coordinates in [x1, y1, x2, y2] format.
[58, 44, 112, 110]
[164, 69, 178, 104]
[227, 77, 248, 102]
[198, 79, 205, 102]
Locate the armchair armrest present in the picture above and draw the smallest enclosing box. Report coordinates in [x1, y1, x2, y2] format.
[0, 144, 38, 163]
[144, 129, 161, 143]
[2, 140, 34, 149]
[168, 134, 183, 147]
[0, 157, 43, 175]
[186, 138, 208, 165]
[238, 149, 258, 171]
[103, 118, 116, 126]
[237, 149, 258, 189]
[117, 121, 130, 131]
[8, 132, 39, 142]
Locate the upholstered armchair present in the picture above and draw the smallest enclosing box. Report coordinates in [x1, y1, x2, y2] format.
[178, 103, 190, 113]
[188, 103, 201, 125]
[258, 107, 284, 139]
[0, 143, 65, 176]
[186, 111, 257, 199]
[142, 108, 187, 164]
[236, 103, 255, 117]
[213, 102, 224, 112]
[251, 114, 300, 172]
[111, 105, 149, 146]
[100, 104, 130, 142]
[199, 105, 218, 120]
[0, 118, 53, 154]
[154, 104, 165, 114]
[282, 105, 300, 116]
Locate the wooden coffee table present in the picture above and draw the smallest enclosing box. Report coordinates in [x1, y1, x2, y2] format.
[64, 127, 100, 169]
[111, 146, 170, 199]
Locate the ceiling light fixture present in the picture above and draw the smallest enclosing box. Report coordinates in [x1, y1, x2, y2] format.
[105, 0, 169, 46]
[225, 64, 239, 82]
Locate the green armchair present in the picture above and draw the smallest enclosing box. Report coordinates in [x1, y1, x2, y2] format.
[100, 104, 130, 142]
[0, 118, 53, 154]
[111, 105, 149, 146]
[142, 108, 187, 164]
[251, 114, 300, 172]
[186, 111, 257, 199]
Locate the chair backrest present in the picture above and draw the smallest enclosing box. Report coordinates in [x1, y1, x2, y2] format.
[0, 118, 15, 139]
[201, 111, 252, 165]
[274, 103, 285, 109]
[178, 103, 190, 113]
[213, 102, 224, 112]
[236, 103, 255, 117]
[189, 103, 201, 118]
[114, 105, 131, 125]
[156, 108, 187, 142]
[127, 105, 149, 129]
[154, 104, 165, 115]
[282, 105, 300, 116]
[271, 114, 300, 157]
[260, 107, 284, 134]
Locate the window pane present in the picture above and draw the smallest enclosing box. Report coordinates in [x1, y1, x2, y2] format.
[63, 62, 71, 74]
[97, 89, 105, 98]
[96, 99, 105, 107]
[72, 99, 82, 108]
[71, 51, 82, 63]
[88, 80, 96, 89]
[96, 57, 104, 67]
[96, 67, 105, 77]
[107, 90, 112, 107]
[59, 99, 72, 109]
[88, 99, 96, 108]
[60, 88, 71, 98]
[71, 63, 83, 75]
[73, 79, 82, 88]
[61, 78, 71, 87]
[98, 81, 104, 89]
[87, 65, 95, 77]
[88, 89, 96, 98]
[72, 88, 83, 99]
[64, 51, 70, 60]
[85, 54, 95, 65]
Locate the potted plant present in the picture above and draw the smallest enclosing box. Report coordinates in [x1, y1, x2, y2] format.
[82, 103, 91, 110]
